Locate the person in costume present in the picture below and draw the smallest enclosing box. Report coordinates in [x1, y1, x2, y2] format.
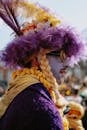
[0, 0, 87, 130]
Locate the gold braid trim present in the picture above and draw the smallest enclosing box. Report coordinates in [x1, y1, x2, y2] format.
[11, 67, 57, 105]
[12, 67, 52, 90]
[0, 74, 39, 117]
[39, 53, 59, 103]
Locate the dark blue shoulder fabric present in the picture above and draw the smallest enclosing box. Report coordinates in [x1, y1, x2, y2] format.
[0, 83, 63, 130]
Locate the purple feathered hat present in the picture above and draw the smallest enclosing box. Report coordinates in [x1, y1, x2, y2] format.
[0, 0, 87, 68]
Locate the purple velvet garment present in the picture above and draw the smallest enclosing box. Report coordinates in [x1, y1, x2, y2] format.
[0, 83, 63, 130]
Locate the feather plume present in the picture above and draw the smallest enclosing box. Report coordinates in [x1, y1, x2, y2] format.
[0, 23, 87, 68]
[0, 0, 60, 35]
[0, 0, 22, 35]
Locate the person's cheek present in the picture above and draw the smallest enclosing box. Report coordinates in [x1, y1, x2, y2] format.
[47, 55, 64, 80]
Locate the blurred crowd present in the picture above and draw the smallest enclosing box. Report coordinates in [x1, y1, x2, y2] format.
[0, 80, 7, 98]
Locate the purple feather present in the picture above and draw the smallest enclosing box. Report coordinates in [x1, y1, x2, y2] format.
[0, 23, 87, 68]
[0, 0, 22, 35]
[38, 26, 65, 49]
[1, 31, 40, 68]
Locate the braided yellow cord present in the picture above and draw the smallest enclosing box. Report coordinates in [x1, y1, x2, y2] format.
[12, 67, 51, 90]
[38, 50, 59, 103]
[38, 50, 68, 108]
[12, 66, 58, 104]
[63, 117, 69, 130]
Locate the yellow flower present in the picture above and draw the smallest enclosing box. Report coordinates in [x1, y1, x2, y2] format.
[17, 1, 61, 26]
